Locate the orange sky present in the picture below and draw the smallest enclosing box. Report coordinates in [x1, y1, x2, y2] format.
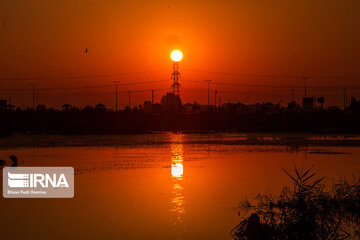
[0, 0, 359, 108]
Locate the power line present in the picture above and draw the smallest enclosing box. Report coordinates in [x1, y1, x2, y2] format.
[3, 68, 359, 82]
[183, 69, 300, 78]
[1, 81, 358, 96]
[2, 68, 359, 83]
[0, 69, 170, 81]
[2, 88, 354, 97]
[0, 79, 169, 92]
[30, 88, 172, 96]
[181, 79, 360, 90]
[183, 69, 360, 79]
[181, 88, 291, 94]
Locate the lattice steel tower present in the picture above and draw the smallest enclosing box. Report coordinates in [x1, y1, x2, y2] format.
[170, 50, 183, 96]
[171, 62, 181, 96]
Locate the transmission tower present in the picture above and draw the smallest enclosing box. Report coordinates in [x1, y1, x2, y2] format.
[171, 62, 181, 96]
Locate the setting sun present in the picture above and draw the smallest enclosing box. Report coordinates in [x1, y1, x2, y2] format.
[170, 50, 183, 62]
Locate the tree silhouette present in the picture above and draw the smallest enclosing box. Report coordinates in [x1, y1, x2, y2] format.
[61, 103, 72, 111]
[160, 92, 182, 110]
[317, 96, 325, 109]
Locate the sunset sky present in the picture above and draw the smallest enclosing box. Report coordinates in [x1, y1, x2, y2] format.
[0, 0, 359, 108]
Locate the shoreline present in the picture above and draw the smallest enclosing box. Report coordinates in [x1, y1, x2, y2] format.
[1, 132, 360, 148]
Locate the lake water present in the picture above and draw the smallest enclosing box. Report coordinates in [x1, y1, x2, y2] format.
[1, 133, 360, 240]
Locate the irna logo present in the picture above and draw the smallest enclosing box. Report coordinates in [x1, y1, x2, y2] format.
[3, 167, 74, 198]
[8, 172, 69, 188]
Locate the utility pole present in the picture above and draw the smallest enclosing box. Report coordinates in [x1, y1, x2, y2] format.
[112, 81, 120, 112]
[291, 89, 295, 102]
[214, 90, 218, 109]
[205, 80, 211, 110]
[303, 77, 308, 96]
[29, 84, 36, 110]
[128, 91, 131, 108]
[343, 88, 347, 110]
[36, 91, 39, 106]
[151, 90, 154, 105]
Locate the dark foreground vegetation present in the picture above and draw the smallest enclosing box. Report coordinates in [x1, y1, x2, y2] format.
[231, 167, 360, 240]
[1, 96, 360, 135]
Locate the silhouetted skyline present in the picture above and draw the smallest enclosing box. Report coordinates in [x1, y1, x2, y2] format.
[1, 0, 359, 107]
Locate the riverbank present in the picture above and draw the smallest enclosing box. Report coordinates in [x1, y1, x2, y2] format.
[1, 110, 360, 136]
[2, 132, 360, 148]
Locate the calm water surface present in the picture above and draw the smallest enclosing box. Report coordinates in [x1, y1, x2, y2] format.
[1, 133, 360, 240]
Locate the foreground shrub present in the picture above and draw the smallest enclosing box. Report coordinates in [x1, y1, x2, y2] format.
[231, 166, 360, 240]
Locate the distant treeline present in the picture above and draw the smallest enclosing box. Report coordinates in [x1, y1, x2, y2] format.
[1, 97, 360, 135]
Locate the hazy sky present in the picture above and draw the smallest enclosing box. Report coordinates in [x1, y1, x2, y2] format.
[0, 0, 359, 108]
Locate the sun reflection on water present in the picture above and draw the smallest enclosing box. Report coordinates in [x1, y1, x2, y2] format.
[169, 133, 185, 236]
[171, 162, 184, 178]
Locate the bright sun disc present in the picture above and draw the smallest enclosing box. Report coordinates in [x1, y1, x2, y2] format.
[170, 50, 183, 62]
